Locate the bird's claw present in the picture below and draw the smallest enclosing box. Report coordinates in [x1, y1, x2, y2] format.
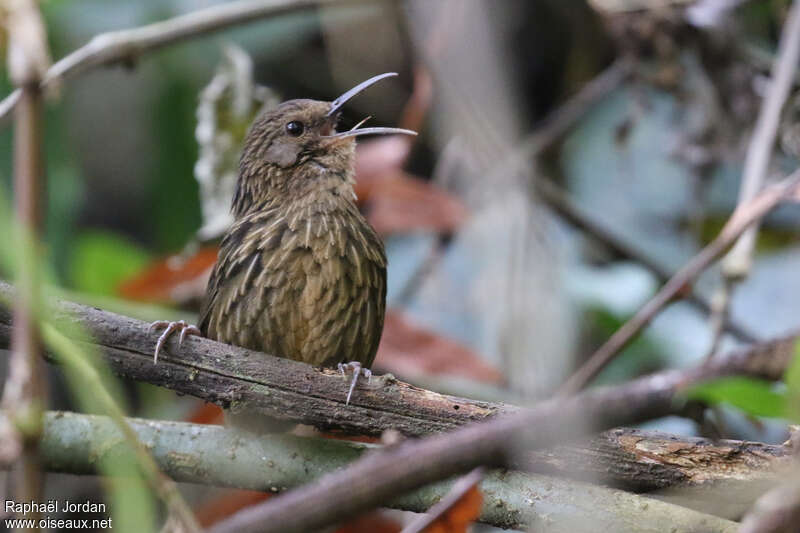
[337, 361, 372, 405]
[148, 320, 200, 364]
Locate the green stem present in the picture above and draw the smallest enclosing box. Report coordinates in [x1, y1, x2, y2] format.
[41, 323, 200, 533]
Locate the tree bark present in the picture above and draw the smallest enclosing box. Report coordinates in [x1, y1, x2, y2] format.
[0, 281, 795, 439]
[1, 285, 795, 531]
[32, 411, 763, 531]
[531, 427, 789, 492]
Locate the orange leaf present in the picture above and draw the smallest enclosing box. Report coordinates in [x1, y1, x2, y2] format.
[423, 485, 482, 533]
[194, 490, 271, 527]
[411, 469, 485, 533]
[117, 246, 217, 304]
[334, 512, 402, 533]
[185, 402, 224, 425]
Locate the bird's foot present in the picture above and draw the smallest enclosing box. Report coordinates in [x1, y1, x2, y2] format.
[148, 320, 201, 364]
[338, 361, 372, 405]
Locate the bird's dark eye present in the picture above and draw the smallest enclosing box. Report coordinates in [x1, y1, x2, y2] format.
[286, 121, 304, 136]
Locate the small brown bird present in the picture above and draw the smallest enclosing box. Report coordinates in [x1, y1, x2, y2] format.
[150, 73, 416, 405]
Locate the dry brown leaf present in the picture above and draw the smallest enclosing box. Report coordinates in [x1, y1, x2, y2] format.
[358, 170, 468, 236]
[351, 64, 465, 236]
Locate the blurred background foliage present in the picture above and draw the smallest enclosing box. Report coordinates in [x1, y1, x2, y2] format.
[4, 0, 800, 529]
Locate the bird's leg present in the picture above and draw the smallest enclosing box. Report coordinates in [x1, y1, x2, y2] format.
[337, 361, 372, 405]
[148, 320, 201, 364]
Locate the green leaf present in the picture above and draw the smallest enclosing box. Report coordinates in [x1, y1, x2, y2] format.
[68, 231, 150, 296]
[785, 340, 800, 393]
[686, 377, 789, 419]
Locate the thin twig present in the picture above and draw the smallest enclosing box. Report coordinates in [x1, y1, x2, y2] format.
[705, 277, 734, 360]
[722, 0, 800, 280]
[705, 0, 800, 358]
[0, 1, 50, 529]
[557, 171, 800, 396]
[0, 0, 364, 126]
[534, 178, 758, 342]
[469, 58, 633, 185]
[524, 59, 633, 157]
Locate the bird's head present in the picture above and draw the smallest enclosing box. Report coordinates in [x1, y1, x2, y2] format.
[234, 73, 416, 215]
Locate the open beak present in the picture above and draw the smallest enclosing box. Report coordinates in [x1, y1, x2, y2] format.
[324, 72, 418, 140]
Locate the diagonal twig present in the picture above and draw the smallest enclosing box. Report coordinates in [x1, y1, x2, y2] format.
[0, 0, 365, 126]
[535, 178, 759, 342]
[739, 468, 800, 533]
[558, 170, 800, 396]
[722, 0, 800, 280]
[705, 0, 800, 359]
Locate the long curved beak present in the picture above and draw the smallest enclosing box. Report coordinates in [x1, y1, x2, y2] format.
[324, 72, 418, 139]
[324, 126, 417, 140]
[327, 72, 398, 116]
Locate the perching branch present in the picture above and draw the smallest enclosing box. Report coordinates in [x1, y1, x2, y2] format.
[207, 340, 793, 533]
[0, 280, 512, 436]
[31, 411, 751, 532]
[558, 171, 800, 395]
[0, 0, 365, 125]
[0, 281, 796, 440]
[0, 283, 795, 531]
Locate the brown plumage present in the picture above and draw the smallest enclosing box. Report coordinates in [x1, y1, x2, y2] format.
[151, 73, 416, 404]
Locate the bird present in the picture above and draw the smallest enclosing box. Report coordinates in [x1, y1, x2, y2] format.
[149, 72, 416, 407]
